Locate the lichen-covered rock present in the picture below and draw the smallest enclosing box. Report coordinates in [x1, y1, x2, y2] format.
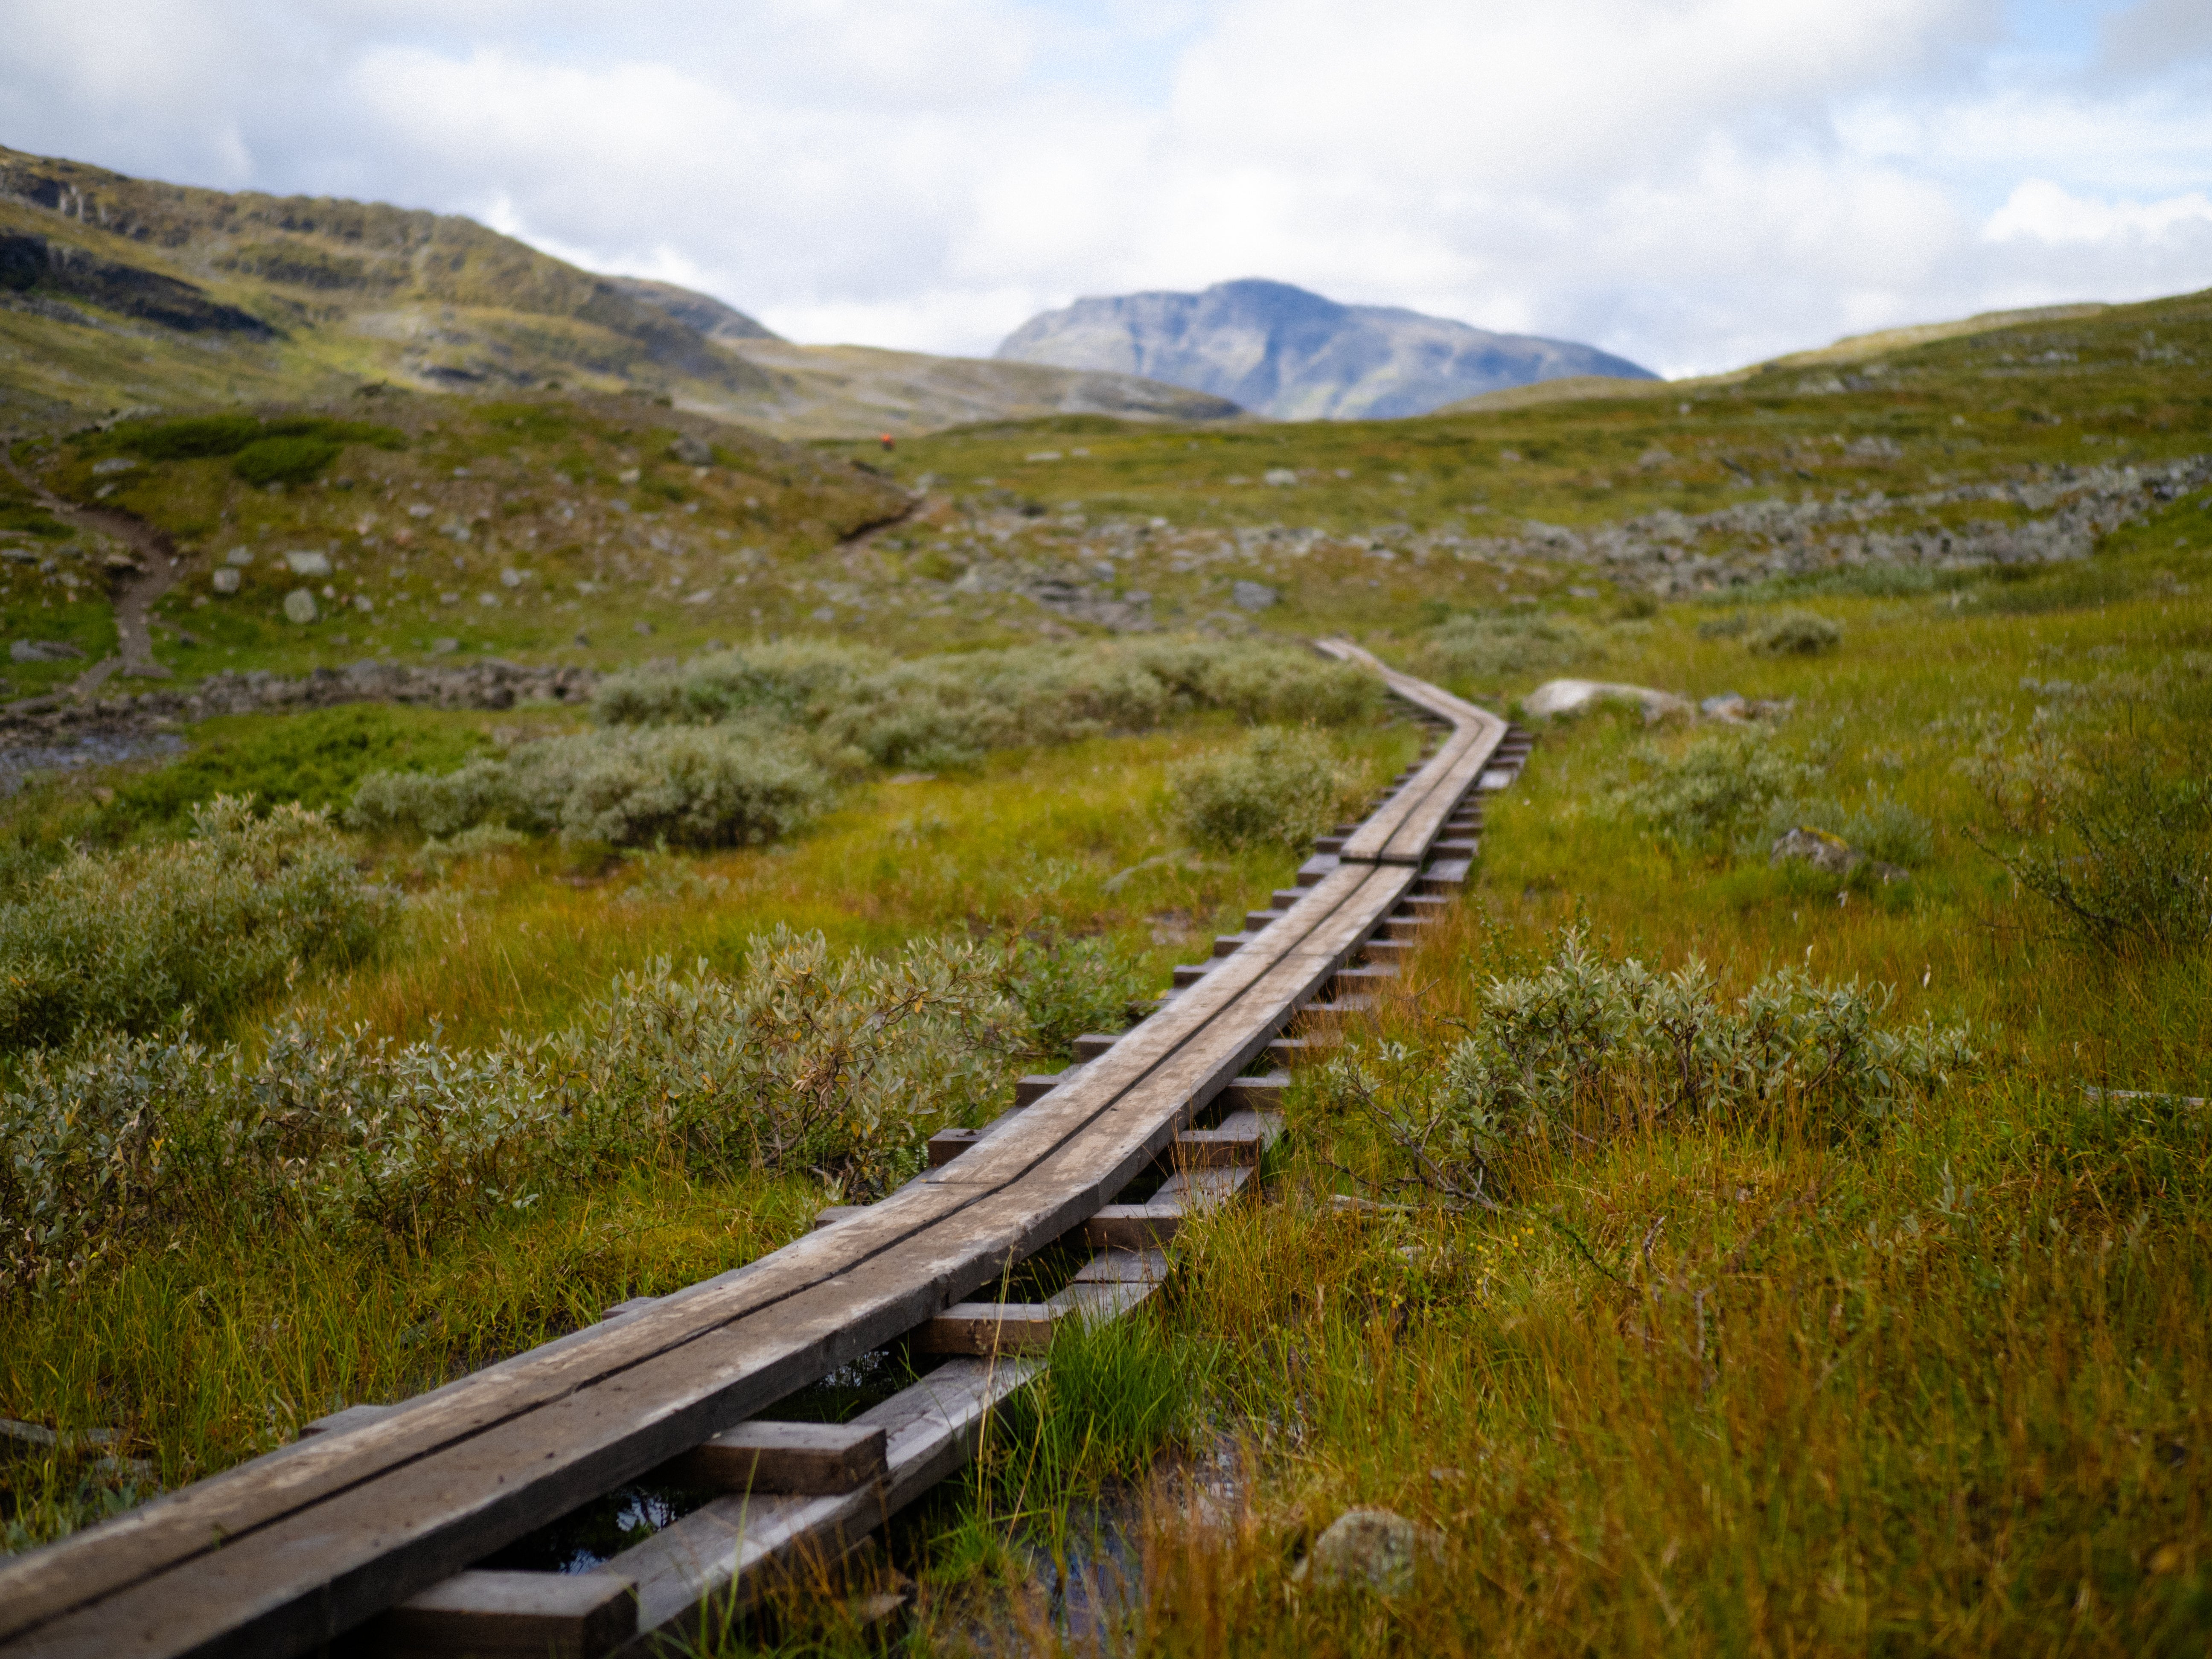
[1771, 826, 1907, 884]
[1292, 1507, 1444, 1595]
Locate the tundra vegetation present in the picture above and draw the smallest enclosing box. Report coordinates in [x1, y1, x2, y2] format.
[0, 285, 2208, 1657]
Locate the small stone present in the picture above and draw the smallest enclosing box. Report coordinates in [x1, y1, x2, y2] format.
[1263, 468, 1299, 486]
[1770, 827, 1908, 884]
[353, 594, 373, 612]
[1293, 1508, 1441, 1595]
[1701, 691, 1748, 719]
[500, 568, 524, 588]
[669, 434, 713, 466]
[1231, 580, 1278, 611]
[634, 620, 655, 635]
[91, 457, 138, 476]
[810, 607, 836, 623]
[10, 639, 85, 663]
[285, 551, 333, 578]
[283, 589, 318, 624]
[212, 569, 241, 595]
[430, 637, 460, 654]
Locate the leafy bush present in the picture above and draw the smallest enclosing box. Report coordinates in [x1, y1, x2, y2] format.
[1748, 610, 1843, 655]
[997, 930, 1151, 1058]
[1974, 749, 2212, 957]
[1172, 727, 1361, 852]
[100, 413, 402, 465]
[1418, 612, 1592, 686]
[108, 706, 492, 834]
[0, 797, 391, 1050]
[348, 727, 833, 848]
[233, 434, 341, 487]
[1614, 732, 1819, 854]
[0, 926, 1039, 1297]
[1320, 928, 1974, 1205]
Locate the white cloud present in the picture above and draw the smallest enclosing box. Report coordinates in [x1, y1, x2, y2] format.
[2, 0, 2209, 378]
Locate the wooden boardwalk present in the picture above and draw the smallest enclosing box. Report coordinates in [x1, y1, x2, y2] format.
[0, 641, 1523, 1658]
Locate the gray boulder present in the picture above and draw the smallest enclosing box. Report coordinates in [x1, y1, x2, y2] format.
[1523, 678, 1690, 722]
[1231, 580, 1278, 611]
[282, 588, 319, 624]
[1771, 826, 1906, 884]
[10, 640, 84, 663]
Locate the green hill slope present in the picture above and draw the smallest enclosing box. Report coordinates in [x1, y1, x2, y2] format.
[0, 146, 1249, 440]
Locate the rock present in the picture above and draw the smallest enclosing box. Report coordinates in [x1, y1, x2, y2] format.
[430, 637, 459, 654]
[1770, 826, 1907, 884]
[90, 457, 138, 476]
[1292, 1508, 1442, 1594]
[1523, 678, 1690, 722]
[282, 589, 318, 624]
[10, 639, 84, 663]
[1701, 691, 1748, 719]
[500, 568, 524, 588]
[668, 434, 714, 466]
[285, 551, 333, 578]
[212, 568, 241, 595]
[1231, 580, 1278, 611]
[224, 548, 253, 566]
[1263, 468, 1299, 486]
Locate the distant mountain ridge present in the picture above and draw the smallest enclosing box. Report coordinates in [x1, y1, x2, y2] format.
[996, 278, 1655, 419]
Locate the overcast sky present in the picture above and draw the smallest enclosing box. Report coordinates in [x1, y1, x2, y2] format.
[4, 0, 2209, 376]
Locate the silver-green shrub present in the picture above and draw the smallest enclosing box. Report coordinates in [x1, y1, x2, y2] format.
[1614, 731, 1819, 854]
[1172, 727, 1361, 852]
[1417, 613, 1592, 686]
[1318, 929, 1973, 1206]
[0, 797, 390, 1050]
[348, 727, 832, 848]
[0, 924, 1090, 1298]
[1748, 610, 1843, 655]
[593, 637, 1381, 769]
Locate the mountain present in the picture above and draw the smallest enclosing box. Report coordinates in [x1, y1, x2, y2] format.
[995, 278, 1656, 420]
[0, 145, 1240, 439]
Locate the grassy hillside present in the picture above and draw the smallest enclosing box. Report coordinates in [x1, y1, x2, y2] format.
[0, 145, 1247, 441]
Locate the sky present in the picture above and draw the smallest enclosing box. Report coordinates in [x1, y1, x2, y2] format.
[3, 0, 2209, 377]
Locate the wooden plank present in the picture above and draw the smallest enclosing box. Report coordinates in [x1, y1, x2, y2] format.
[0, 839, 1420, 1659]
[915, 1303, 1058, 1356]
[667, 1421, 888, 1494]
[1070, 1246, 1172, 1286]
[1155, 1164, 1257, 1208]
[297, 1404, 394, 1440]
[1083, 1205, 1181, 1249]
[1315, 637, 1508, 866]
[611, 1356, 1040, 1642]
[378, 1570, 636, 1659]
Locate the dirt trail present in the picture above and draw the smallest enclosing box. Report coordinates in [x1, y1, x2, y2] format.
[0, 454, 191, 695]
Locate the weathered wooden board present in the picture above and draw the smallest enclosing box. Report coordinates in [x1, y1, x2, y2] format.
[667, 1421, 888, 1495]
[378, 1570, 636, 1659]
[1316, 637, 1509, 866]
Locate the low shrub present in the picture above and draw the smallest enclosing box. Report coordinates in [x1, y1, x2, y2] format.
[348, 727, 833, 849]
[593, 637, 1382, 769]
[232, 434, 341, 487]
[0, 926, 1044, 1298]
[0, 797, 391, 1051]
[1418, 612, 1592, 686]
[1974, 748, 2212, 958]
[1614, 731, 1819, 854]
[997, 930, 1151, 1058]
[1172, 727, 1361, 852]
[1747, 610, 1843, 655]
[107, 706, 492, 835]
[1320, 928, 1975, 1206]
